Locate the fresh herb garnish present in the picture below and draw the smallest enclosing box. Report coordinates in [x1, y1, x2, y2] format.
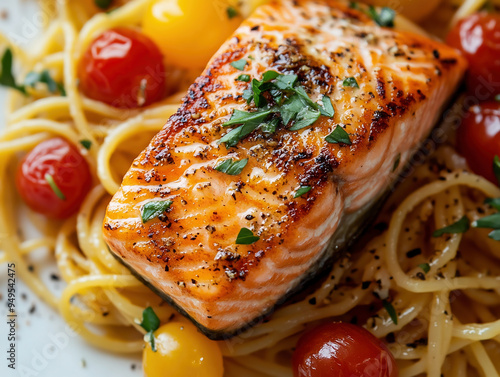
[227, 6, 239, 19]
[489, 230, 500, 241]
[343, 77, 359, 88]
[392, 153, 401, 172]
[0, 48, 26, 95]
[235, 227, 260, 245]
[236, 74, 251, 82]
[485, 198, 500, 211]
[45, 174, 66, 200]
[472, 213, 500, 229]
[139, 307, 160, 352]
[432, 216, 470, 237]
[220, 71, 335, 147]
[294, 186, 312, 198]
[493, 155, 500, 186]
[215, 158, 248, 175]
[80, 140, 92, 150]
[94, 0, 113, 9]
[141, 200, 172, 223]
[382, 300, 398, 325]
[368, 6, 396, 27]
[495, 94, 500, 102]
[230, 59, 247, 71]
[320, 95, 335, 117]
[419, 263, 430, 274]
[349, 1, 358, 9]
[325, 125, 352, 145]
[25, 69, 66, 96]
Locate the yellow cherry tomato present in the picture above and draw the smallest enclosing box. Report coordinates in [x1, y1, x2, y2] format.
[142, 0, 243, 70]
[143, 321, 224, 377]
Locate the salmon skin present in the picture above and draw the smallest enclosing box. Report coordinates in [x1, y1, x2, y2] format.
[103, 0, 466, 339]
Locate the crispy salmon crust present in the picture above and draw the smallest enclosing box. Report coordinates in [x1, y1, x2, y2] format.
[103, 0, 466, 338]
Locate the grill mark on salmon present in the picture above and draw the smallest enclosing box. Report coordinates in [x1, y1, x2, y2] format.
[103, 0, 466, 338]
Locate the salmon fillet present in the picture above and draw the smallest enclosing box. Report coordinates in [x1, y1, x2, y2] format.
[103, 0, 466, 338]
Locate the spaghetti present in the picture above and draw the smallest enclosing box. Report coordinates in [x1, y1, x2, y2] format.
[1, 0, 500, 376]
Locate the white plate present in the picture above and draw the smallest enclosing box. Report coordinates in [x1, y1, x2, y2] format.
[0, 1, 143, 376]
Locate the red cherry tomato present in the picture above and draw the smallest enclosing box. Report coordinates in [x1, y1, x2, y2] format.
[456, 102, 500, 184]
[447, 13, 500, 99]
[292, 322, 398, 377]
[16, 138, 93, 220]
[78, 27, 166, 109]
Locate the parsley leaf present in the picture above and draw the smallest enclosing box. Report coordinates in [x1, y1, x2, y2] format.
[140, 307, 160, 353]
[227, 6, 239, 19]
[485, 198, 500, 211]
[0, 48, 26, 94]
[45, 174, 66, 200]
[215, 158, 248, 175]
[493, 155, 500, 186]
[220, 109, 272, 147]
[289, 107, 320, 131]
[230, 59, 247, 71]
[294, 186, 312, 198]
[261, 118, 279, 134]
[325, 126, 352, 145]
[94, 0, 113, 9]
[343, 77, 359, 88]
[320, 95, 335, 117]
[140, 307, 160, 333]
[236, 228, 260, 245]
[489, 229, 500, 241]
[419, 263, 430, 274]
[472, 213, 500, 229]
[236, 74, 250, 82]
[25, 70, 66, 96]
[141, 200, 172, 223]
[495, 94, 500, 102]
[368, 6, 396, 27]
[80, 140, 92, 150]
[382, 300, 398, 325]
[432, 216, 470, 237]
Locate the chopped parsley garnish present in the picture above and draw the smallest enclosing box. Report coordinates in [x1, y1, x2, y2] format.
[325, 125, 352, 145]
[493, 155, 500, 186]
[368, 6, 396, 27]
[94, 0, 113, 9]
[220, 71, 335, 147]
[235, 228, 260, 245]
[392, 153, 401, 172]
[485, 197, 500, 211]
[227, 6, 239, 19]
[294, 186, 312, 198]
[80, 140, 92, 150]
[349, 1, 358, 9]
[432, 216, 470, 237]
[472, 213, 500, 229]
[320, 95, 335, 117]
[215, 158, 248, 175]
[141, 200, 172, 223]
[495, 94, 500, 102]
[0, 48, 26, 95]
[343, 77, 359, 88]
[230, 59, 247, 71]
[489, 230, 500, 241]
[236, 74, 251, 82]
[418, 263, 430, 274]
[45, 174, 66, 200]
[382, 300, 398, 325]
[139, 307, 160, 352]
[25, 69, 66, 96]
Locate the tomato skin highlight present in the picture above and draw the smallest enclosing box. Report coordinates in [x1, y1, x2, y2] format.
[447, 13, 500, 99]
[16, 138, 93, 220]
[456, 102, 500, 184]
[78, 27, 166, 108]
[292, 322, 398, 377]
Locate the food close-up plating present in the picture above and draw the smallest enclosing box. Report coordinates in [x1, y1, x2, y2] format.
[1, 0, 500, 376]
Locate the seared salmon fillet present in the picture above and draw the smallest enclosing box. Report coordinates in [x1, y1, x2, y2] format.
[103, 0, 466, 338]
